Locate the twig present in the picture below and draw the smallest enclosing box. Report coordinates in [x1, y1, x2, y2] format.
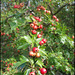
[53, 2, 75, 15]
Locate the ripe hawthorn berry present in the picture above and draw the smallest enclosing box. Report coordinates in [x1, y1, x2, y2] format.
[38, 18, 42, 22]
[30, 23, 34, 28]
[72, 36, 74, 39]
[14, 4, 17, 8]
[52, 65, 54, 68]
[37, 34, 42, 38]
[36, 53, 40, 58]
[37, 8, 40, 11]
[39, 41, 44, 45]
[52, 23, 54, 26]
[42, 39, 47, 43]
[56, 18, 59, 22]
[33, 47, 39, 52]
[16, 28, 19, 31]
[35, 17, 39, 20]
[40, 68, 47, 74]
[29, 72, 35, 75]
[39, 25, 43, 29]
[17, 50, 20, 53]
[33, 21, 37, 25]
[33, 25, 38, 30]
[40, 6, 45, 10]
[17, 5, 20, 8]
[20, 3, 24, 7]
[32, 30, 37, 34]
[53, 27, 56, 30]
[29, 51, 34, 56]
[53, 15, 57, 19]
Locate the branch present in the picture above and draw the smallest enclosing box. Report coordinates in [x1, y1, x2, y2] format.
[53, 2, 75, 15]
[47, 4, 53, 15]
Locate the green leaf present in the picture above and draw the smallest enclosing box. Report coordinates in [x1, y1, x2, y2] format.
[21, 35, 32, 44]
[51, 71, 55, 75]
[36, 59, 44, 68]
[17, 43, 29, 49]
[38, 70, 42, 75]
[14, 72, 24, 75]
[24, 69, 31, 75]
[60, 35, 67, 44]
[25, 16, 32, 22]
[19, 55, 29, 62]
[39, 49, 48, 56]
[8, 21, 17, 30]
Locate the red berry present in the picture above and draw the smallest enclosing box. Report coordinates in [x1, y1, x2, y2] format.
[52, 23, 54, 26]
[14, 4, 17, 8]
[16, 28, 19, 31]
[35, 17, 39, 20]
[42, 39, 47, 43]
[29, 51, 34, 56]
[20, 3, 24, 7]
[33, 21, 37, 26]
[17, 5, 20, 8]
[36, 53, 40, 58]
[53, 27, 56, 30]
[1, 33, 3, 36]
[29, 72, 35, 75]
[39, 25, 43, 29]
[3, 33, 5, 35]
[37, 34, 42, 38]
[33, 47, 39, 52]
[37, 8, 40, 11]
[72, 36, 74, 39]
[38, 19, 42, 22]
[39, 41, 44, 45]
[40, 68, 47, 74]
[30, 23, 34, 28]
[33, 26, 38, 30]
[52, 65, 54, 67]
[53, 15, 57, 19]
[7, 34, 9, 36]
[56, 18, 59, 22]
[40, 6, 45, 10]
[17, 50, 20, 53]
[7, 69, 9, 71]
[32, 30, 37, 34]
[46, 10, 49, 13]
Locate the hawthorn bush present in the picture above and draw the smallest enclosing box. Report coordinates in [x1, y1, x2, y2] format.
[1, 0, 74, 75]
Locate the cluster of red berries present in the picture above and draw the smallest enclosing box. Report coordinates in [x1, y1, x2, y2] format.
[33, 16, 42, 22]
[29, 47, 40, 58]
[16, 28, 19, 33]
[37, 5, 51, 14]
[39, 38, 47, 46]
[1, 32, 11, 39]
[30, 21, 43, 34]
[14, 3, 24, 9]
[29, 68, 47, 75]
[3, 61, 13, 71]
[53, 15, 59, 22]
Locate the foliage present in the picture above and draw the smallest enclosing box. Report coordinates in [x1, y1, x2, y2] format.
[1, 0, 74, 75]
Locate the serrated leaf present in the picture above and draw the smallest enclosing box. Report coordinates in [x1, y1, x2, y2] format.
[36, 60, 44, 68]
[60, 35, 67, 44]
[38, 70, 42, 75]
[22, 35, 32, 44]
[17, 43, 29, 49]
[8, 21, 17, 30]
[14, 72, 24, 75]
[19, 55, 29, 62]
[24, 69, 31, 75]
[40, 49, 48, 56]
[25, 16, 32, 22]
